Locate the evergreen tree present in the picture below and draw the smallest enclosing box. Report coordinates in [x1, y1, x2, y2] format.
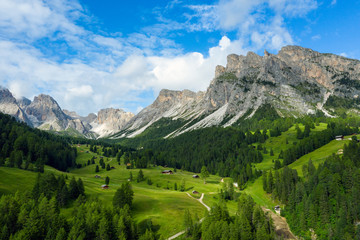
[180, 179, 186, 192]
[95, 165, 99, 173]
[201, 166, 210, 184]
[106, 164, 110, 171]
[137, 169, 145, 182]
[105, 176, 110, 185]
[69, 177, 79, 199]
[77, 178, 85, 196]
[113, 182, 134, 209]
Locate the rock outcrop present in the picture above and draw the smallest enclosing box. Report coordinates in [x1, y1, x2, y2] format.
[90, 108, 134, 138]
[0, 88, 134, 138]
[115, 45, 360, 138]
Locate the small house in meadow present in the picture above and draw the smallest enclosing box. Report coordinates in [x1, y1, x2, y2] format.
[274, 205, 281, 213]
[95, 175, 101, 178]
[111, 166, 116, 169]
[162, 170, 173, 175]
[335, 135, 344, 140]
[192, 175, 199, 178]
[101, 185, 109, 189]
[192, 190, 199, 194]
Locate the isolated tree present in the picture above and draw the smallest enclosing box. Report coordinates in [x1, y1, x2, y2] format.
[129, 172, 133, 181]
[69, 177, 79, 199]
[105, 176, 110, 185]
[183, 209, 193, 236]
[270, 148, 274, 156]
[95, 165, 99, 173]
[201, 166, 210, 184]
[77, 178, 85, 196]
[113, 182, 134, 208]
[174, 182, 178, 191]
[106, 164, 110, 171]
[180, 179, 186, 192]
[137, 169, 144, 183]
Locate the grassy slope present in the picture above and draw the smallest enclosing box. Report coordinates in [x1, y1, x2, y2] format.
[243, 123, 356, 211]
[1, 123, 351, 237]
[243, 123, 332, 209]
[0, 145, 229, 239]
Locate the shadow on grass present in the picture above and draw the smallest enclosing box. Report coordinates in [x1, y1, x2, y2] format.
[137, 218, 161, 235]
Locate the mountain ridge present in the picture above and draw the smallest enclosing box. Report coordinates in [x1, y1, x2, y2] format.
[113, 45, 360, 139]
[1, 45, 360, 139]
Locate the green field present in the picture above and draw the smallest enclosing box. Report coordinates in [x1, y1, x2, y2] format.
[242, 123, 354, 210]
[2, 122, 352, 238]
[0, 144, 232, 239]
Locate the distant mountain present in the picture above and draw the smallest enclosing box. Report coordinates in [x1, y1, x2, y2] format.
[0, 88, 134, 138]
[0, 87, 32, 126]
[112, 46, 360, 139]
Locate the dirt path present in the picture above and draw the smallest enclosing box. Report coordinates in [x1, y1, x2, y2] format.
[262, 207, 297, 240]
[167, 193, 210, 240]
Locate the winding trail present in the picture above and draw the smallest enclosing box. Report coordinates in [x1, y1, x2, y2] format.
[167, 193, 210, 240]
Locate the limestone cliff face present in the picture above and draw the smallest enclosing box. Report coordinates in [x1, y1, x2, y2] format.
[90, 108, 134, 138]
[0, 88, 32, 125]
[116, 46, 360, 138]
[120, 89, 205, 137]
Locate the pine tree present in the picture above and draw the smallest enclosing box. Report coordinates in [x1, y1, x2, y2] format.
[69, 177, 79, 199]
[201, 166, 210, 184]
[95, 165, 99, 173]
[77, 178, 85, 196]
[106, 164, 110, 171]
[137, 169, 144, 182]
[180, 179, 186, 192]
[113, 182, 134, 208]
[105, 176, 110, 185]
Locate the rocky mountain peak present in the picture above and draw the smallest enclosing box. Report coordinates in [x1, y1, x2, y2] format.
[17, 97, 31, 109]
[0, 87, 17, 104]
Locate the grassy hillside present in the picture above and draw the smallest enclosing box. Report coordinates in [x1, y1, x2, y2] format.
[243, 123, 356, 211]
[0, 144, 235, 239]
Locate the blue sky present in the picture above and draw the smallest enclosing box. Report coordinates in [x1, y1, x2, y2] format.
[0, 0, 359, 115]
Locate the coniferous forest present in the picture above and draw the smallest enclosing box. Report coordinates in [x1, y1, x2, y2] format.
[263, 137, 360, 239]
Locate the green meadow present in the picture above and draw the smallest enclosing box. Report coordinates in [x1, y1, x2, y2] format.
[1, 122, 353, 238]
[0, 144, 232, 239]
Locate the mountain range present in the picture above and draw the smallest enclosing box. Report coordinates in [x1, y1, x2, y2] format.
[1, 45, 360, 139]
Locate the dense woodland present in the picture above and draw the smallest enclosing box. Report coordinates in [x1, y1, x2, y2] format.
[184, 194, 274, 240]
[134, 127, 265, 187]
[263, 138, 360, 239]
[0, 173, 157, 240]
[0, 113, 77, 171]
[281, 121, 358, 166]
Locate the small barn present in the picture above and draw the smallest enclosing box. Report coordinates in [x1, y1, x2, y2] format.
[95, 175, 101, 178]
[111, 166, 116, 169]
[192, 190, 199, 194]
[101, 184, 109, 189]
[162, 170, 173, 175]
[274, 205, 281, 214]
[192, 175, 199, 178]
[335, 135, 344, 140]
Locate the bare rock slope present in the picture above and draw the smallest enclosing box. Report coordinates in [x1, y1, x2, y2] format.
[115, 46, 360, 138]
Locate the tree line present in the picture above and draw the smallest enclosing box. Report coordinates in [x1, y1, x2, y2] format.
[0, 113, 77, 171]
[184, 194, 275, 239]
[263, 137, 360, 239]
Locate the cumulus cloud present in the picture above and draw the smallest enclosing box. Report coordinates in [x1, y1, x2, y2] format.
[0, 0, 318, 115]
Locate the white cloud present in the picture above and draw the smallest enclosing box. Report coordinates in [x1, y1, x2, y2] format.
[331, 0, 337, 5]
[312, 34, 321, 40]
[0, 0, 318, 116]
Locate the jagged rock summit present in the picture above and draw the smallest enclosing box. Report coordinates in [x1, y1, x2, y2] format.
[1, 45, 360, 139]
[0, 88, 134, 138]
[113, 45, 360, 138]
